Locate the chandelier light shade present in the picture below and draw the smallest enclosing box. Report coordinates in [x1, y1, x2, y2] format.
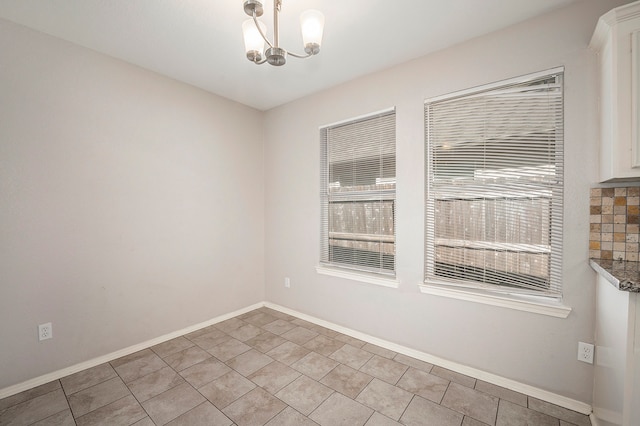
[242, 0, 325, 66]
[242, 19, 267, 61]
[300, 10, 324, 55]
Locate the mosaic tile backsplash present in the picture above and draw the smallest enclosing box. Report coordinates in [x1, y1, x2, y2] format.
[590, 187, 640, 261]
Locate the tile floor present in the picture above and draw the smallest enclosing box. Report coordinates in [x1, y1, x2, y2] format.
[0, 307, 592, 426]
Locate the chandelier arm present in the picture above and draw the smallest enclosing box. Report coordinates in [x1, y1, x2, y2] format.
[252, 12, 273, 48]
[287, 51, 313, 59]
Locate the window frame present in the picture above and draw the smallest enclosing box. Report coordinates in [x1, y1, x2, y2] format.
[318, 107, 397, 281]
[423, 68, 566, 304]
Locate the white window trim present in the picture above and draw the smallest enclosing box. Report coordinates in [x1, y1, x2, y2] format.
[319, 107, 397, 277]
[424, 67, 565, 300]
[316, 265, 399, 288]
[418, 281, 571, 318]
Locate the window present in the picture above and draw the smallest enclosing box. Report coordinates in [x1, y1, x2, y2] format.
[320, 109, 396, 276]
[425, 69, 564, 298]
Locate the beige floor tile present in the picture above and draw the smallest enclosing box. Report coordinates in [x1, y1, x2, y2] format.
[334, 334, 367, 348]
[112, 350, 167, 383]
[291, 351, 339, 380]
[60, 363, 117, 395]
[356, 378, 413, 421]
[310, 325, 340, 339]
[258, 307, 295, 321]
[222, 387, 287, 426]
[207, 338, 252, 362]
[276, 375, 334, 416]
[528, 397, 590, 426]
[303, 335, 345, 357]
[188, 329, 229, 350]
[164, 345, 212, 372]
[127, 366, 185, 402]
[246, 331, 287, 353]
[214, 317, 247, 333]
[0, 389, 69, 426]
[262, 319, 297, 335]
[151, 337, 195, 358]
[75, 395, 146, 426]
[198, 370, 256, 409]
[110, 349, 154, 368]
[496, 400, 558, 426]
[68, 376, 130, 417]
[463, 416, 491, 426]
[320, 364, 373, 399]
[267, 341, 310, 366]
[441, 382, 498, 425]
[141, 382, 205, 425]
[329, 344, 373, 369]
[309, 392, 374, 426]
[0, 380, 61, 411]
[393, 353, 434, 373]
[265, 406, 319, 426]
[236, 309, 261, 320]
[184, 324, 222, 340]
[243, 312, 279, 327]
[282, 326, 320, 345]
[397, 367, 449, 403]
[291, 318, 317, 329]
[31, 408, 75, 426]
[362, 343, 397, 359]
[228, 323, 263, 342]
[132, 417, 157, 426]
[359, 355, 408, 385]
[400, 395, 464, 426]
[179, 357, 232, 389]
[365, 411, 403, 426]
[475, 381, 527, 407]
[165, 401, 232, 426]
[431, 366, 476, 388]
[248, 361, 301, 394]
[226, 349, 274, 377]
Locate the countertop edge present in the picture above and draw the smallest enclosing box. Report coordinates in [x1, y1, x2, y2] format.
[589, 259, 640, 292]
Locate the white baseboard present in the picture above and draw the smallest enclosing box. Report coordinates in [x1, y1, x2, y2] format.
[1, 299, 595, 421]
[264, 302, 594, 417]
[0, 302, 264, 400]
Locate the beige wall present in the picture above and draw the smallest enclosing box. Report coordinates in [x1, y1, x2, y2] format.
[0, 19, 265, 389]
[263, 0, 629, 404]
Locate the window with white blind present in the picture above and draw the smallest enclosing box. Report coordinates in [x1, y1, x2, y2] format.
[425, 68, 564, 298]
[320, 108, 396, 276]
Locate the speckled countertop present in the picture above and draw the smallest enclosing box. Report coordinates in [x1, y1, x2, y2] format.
[590, 259, 640, 292]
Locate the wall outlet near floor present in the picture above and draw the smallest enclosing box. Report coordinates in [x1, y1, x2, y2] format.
[38, 322, 53, 341]
[284, 277, 290, 288]
[578, 342, 594, 364]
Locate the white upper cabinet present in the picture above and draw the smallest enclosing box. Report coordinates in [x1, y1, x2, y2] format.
[591, 1, 640, 182]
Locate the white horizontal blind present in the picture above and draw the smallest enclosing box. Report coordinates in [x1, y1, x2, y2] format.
[320, 109, 396, 275]
[425, 70, 564, 297]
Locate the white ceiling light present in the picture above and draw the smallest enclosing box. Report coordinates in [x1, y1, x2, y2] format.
[242, 0, 325, 66]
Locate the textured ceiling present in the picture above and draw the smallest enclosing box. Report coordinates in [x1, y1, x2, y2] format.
[0, 0, 581, 110]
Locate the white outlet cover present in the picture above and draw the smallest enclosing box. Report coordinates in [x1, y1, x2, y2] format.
[38, 322, 53, 341]
[577, 341, 594, 364]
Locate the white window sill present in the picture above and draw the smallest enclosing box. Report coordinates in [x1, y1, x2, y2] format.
[316, 266, 399, 289]
[418, 282, 571, 318]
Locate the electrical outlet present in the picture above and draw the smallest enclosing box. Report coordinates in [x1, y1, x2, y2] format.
[578, 342, 594, 364]
[284, 277, 291, 288]
[38, 323, 53, 341]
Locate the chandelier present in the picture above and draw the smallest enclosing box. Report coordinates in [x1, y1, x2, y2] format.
[242, 0, 325, 66]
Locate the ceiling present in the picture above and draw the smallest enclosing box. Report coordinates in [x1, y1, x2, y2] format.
[0, 0, 582, 110]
